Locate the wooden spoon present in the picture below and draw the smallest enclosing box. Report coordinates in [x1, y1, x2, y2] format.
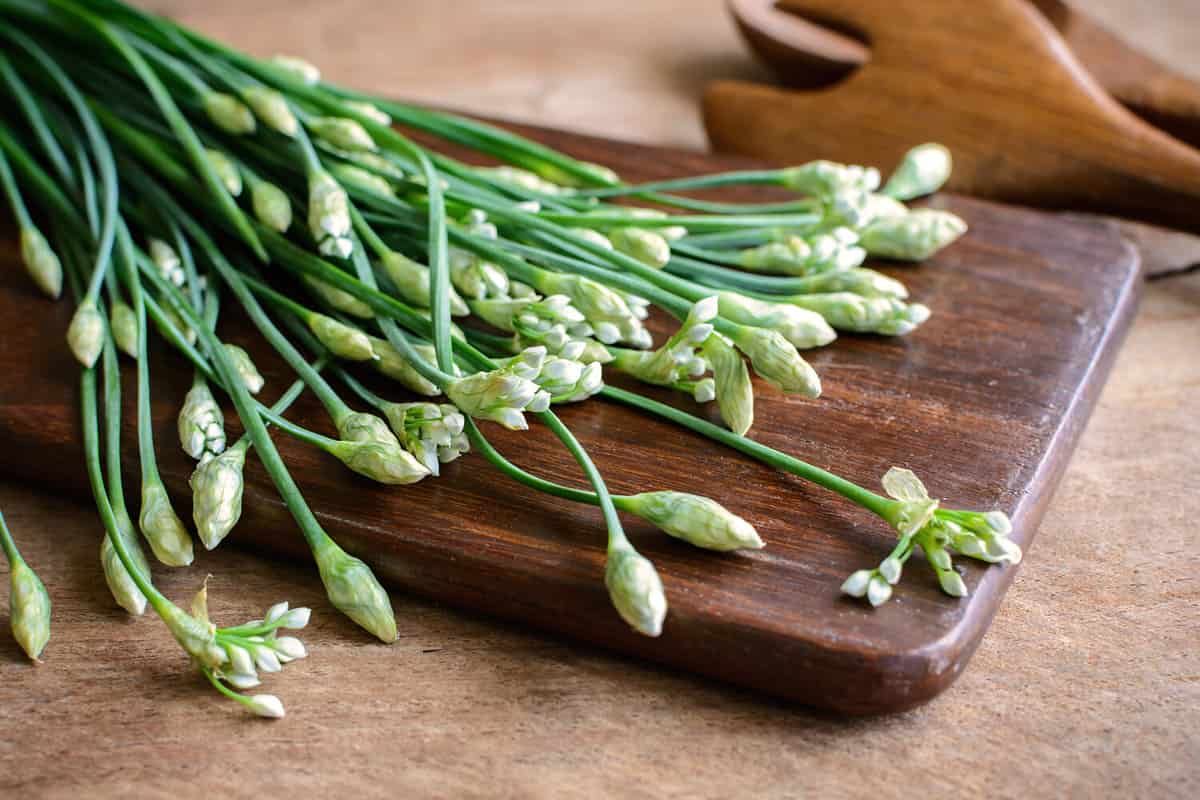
[705, 0, 1200, 233]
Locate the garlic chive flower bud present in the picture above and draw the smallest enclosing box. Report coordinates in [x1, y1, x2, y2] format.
[246, 694, 286, 719]
[202, 92, 256, 135]
[313, 541, 397, 642]
[862, 193, 910, 225]
[790, 293, 931, 336]
[330, 163, 396, 198]
[337, 411, 400, 446]
[701, 334, 754, 435]
[624, 491, 762, 551]
[308, 117, 377, 152]
[250, 179, 292, 232]
[178, 380, 226, 461]
[8, 557, 51, 660]
[307, 313, 375, 361]
[302, 274, 374, 318]
[110, 301, 138, 358]
[536, 271, 649, 347]
[242, 86, 298, 137]
[223, 344, 265, 394]
[611, 296, 716, 387]
[204, 148, 243, 196]
[683, 377, 716, 403]
[729, 326, 822, 398]
[369, 336, 441, 396]
[446, 354, 551, 430]
[344, 100, 391, 126]
[139, 481, 194, 567]
[102, 507, 151, 616]
[467, 294, 538, 332]
[785, 268, 909, 300]
[605, 546, 667, 637]
[859, 209, 967, 261]
[476, 165, 567, 196]
[328, 440, 431, 484]
[148, 238, 185, 286]
[189, 443, 247, 550]
[717, 291, 836, 350]
[883, 143, 953, 201]
[738, 236, 812, 275]
[381, 251, 469, 315]
[449, 246, 509, 300]
[382, 402, 467, 476]
[19, 227, 62, 299]
[307, 170, 353, 258]
[573, 228, 615, 251]
[497, 349, 604, 404]
[608, 227, 670, 269]
[509, 294, 603, 358]
[270, 54, 321, 85]
[67, 299, 104, 367]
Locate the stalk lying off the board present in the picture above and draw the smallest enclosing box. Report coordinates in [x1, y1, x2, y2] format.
[0, 0, 1019, 716]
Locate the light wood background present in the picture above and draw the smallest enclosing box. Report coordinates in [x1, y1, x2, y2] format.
[1, 2, 1197, 798]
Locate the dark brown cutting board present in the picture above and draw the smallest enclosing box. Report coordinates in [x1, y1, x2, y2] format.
[0, 123, 1140, 714]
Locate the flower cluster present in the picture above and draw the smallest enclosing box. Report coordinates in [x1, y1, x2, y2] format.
[381, 402, 469, 476]
[445, 347, 553, 430]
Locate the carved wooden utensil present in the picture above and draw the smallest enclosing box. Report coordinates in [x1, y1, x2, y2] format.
[705, 0, 1200, 234]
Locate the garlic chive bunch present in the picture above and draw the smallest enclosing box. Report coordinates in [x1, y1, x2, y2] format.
[0, 0, 1022, 714]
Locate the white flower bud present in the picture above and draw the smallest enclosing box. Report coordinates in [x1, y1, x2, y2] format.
[738, 236, 812, 275]
[628, 491, 762, 551]
[307, 170, 352, 257]
[938, 569, 968, 598]
[730, 326, 821, 398]
[927, 547, 953, 571]
[604, 547, 667, 637]
[8, 558, 50, 660]
[110, 301, 138, 358]
[314, 542, 397, 642]
[138, 481, 194, 567]
[879, 556, 903, 585]
[271, 54, 321, 84]
[860, 209, 967, 261]
[369, 336, 440, 396]
[328, 440, 431, 484]
[223, 344, 265, 394]
[272, 636, 307, 661]
[19, 227, 63, 299]
[608, 227, 670, 269]
[225, 672, 261, 690]
[241, 86, 298, 136]
[178, 380, 225, 459]
[279, 607, 310, 629]
[344, 100, 391, 126]
[301, 274, 373, 319]
[883, 143, 953, 201]
[337, 411, 400, 446]
[717, 292, 836, 350]
[67, 299, 105, 367]
[251, 179, 293, 232]
[867, 575, 893, 607]
[253, 644, 282, 673]
[840, 569, 873, 598]
[265, 601, 289, 623]
[226, 644, 256, 677]
[245, 693, 286, 719]
[101, 525, 148, 616]
[308, 313, 374, 361]
[202, 92, 256, 135]
[204, 148, 243, 196]
[189, 444, 246, 550]
[702, 335, 754, 435]
[308, 117, 377, 152]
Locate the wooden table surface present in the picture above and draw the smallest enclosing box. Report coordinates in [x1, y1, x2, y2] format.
[1, 1, 1197, 797]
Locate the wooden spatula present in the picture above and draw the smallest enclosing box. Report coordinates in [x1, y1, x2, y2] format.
[705, 0, 1200, 235]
